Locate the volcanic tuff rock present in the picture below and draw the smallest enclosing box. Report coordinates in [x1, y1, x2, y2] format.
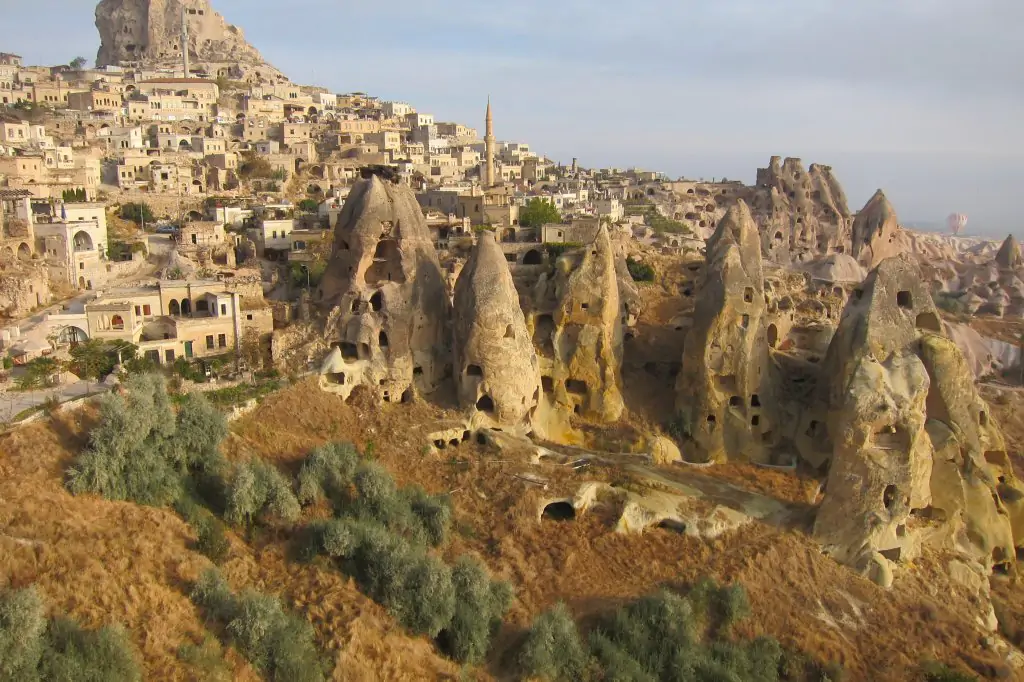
[751, 157, 852, 264]
[995, 234, 1022, 270]
[452, 231, 540, 428]
[675, 201, 773, 464]
[811, 255, 1024, 583]
[851, 190, 901, 269]
[95, 0, 284, 81]
[317, 175, 452, 403]
[531, 225, 625, 423]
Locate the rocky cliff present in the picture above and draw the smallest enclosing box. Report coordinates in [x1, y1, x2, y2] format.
[95, 0, 284, 81]
[675, 201, 773, 463]
[452, 231, 540, 428]
[317, 174, 452, 403]
[812, 255, 1024, 585]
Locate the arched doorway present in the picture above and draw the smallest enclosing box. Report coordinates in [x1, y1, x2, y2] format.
[57, 326, 88, 347]
[181, 299, 192, 315]
[111, 314, 125, 330]
[295, 158, 306, 174]
[523, 249, 543, 265]
[78, 276, 86, 289]
[767, 324, 778, 348]
[169, 299, 181, 315]
[17, 242, 30, 260]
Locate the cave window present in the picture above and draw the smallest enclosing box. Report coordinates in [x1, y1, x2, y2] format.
[565, 379, 588, 395]
[740, 314, 749, 329]
[581, 303, 589, 311]
[378, 331, 389, 348]
[683, 288, 693, 297]
[542, 501, 575, 521]
[370, 291, 383, 312]
[359, 342, 370, 359]
[729, 396, 742, 407]
[774, 231, 783, 240]
[806, 420, 819, 437]
[896, 290, 912, 309]
[751, 415, 760, 427]
[340, 240, 349, 250]
[466, 364, 483, 377]
[854, 288, 864, 300]
[743, 287, 754, 303]
[541, 375, 554, 393]
[351, 298, 360, 313]
[980, 411, 988, 427]
[751, 394, 761, 407]
[767, 324, 778, 348]
[327, 372, 345, 385]
[883, 484, 897, 511]
[504, 325, 515, 339]
[413, 366, 423, 376]
[476, 394, 495, 413]
[915, 311, 941, 332]
[340, 342, 358, 362]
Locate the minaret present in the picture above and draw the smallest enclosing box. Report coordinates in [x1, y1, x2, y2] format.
[484, 96, 496, 188]
[181, 5, 190, 78]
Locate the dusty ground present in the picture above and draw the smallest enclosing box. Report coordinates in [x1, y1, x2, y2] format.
[0, 380, 1020, 680]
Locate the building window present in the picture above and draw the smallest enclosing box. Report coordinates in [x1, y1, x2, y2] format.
[134, 306, 141, 316]
[79, 262, 84, 270]
[246, 314, 253, 321]
[220, 304, 227, 315]
[206, 335, 214, 350]
[143, 304, 151, 315]
[218, 334, 227, 348]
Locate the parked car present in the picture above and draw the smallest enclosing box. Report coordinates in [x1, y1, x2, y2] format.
[154, 224, 178, 234]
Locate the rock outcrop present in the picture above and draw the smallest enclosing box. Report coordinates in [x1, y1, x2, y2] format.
[95, 0, 284, 82]
[851, 190, 901, 269]
[995, 234, 1021, 270]
[452, 231, 540, 428]
[812, 255, 1024, 584]
[317, 174, 451, 403]
[531, 225, 625, 423]
[751, 157, 852, 264]
[675, 201, 773, 463]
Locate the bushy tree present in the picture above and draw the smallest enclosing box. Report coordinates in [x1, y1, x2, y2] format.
[519, 603, 589, 681]
[296, 442, 360, 506]
[0, 587, 140, 682]
[297, 199, 319, 213]
[626, 256, 656, 282]
[441, 556, 514, 664]
[191, 570, 324, 682]
[40, 618, 141, 682]
[0, 587, 46, 681]
[225, 458, 301, 526]
[518, 198, 561, 228]
[66, 374, 226, 508]
[119, 203, 155, 226]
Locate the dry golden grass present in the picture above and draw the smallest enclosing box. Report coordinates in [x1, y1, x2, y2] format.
[0, 380, 1016, 681]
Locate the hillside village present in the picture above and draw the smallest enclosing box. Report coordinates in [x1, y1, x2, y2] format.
[2, 2, 1024, 682]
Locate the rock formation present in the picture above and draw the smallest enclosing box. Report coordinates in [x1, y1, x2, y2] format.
[675, 201, 773, 463]
[317, 174, 451, 403]
[452, 231, 540, 428]
[812, 255, 1024, 584]
[995, 234, 1021, 270]
[851, 190, 901, 269]
[95, 0, 284, 81]
[751, 157, 852, 263]
[531, 225, 625, 423]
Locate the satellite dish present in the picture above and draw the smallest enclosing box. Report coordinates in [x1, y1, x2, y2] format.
[947, 213, 968, 235]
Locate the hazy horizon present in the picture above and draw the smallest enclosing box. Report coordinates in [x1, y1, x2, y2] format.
[4, 0, 1023, 238]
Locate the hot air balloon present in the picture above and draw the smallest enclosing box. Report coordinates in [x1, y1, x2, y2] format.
[947, 213, 968, 235]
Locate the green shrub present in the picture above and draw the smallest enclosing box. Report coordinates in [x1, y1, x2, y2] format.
[40, 617, 141, 682]
[626, 256, 656, 282]
[177, 636, 231, 682]
[689, 577, 751, 634]
[66, 374, 228, 508]
[296, 442, 360, 506]
[195, 515, 231, 564]
[190, 569, 325, 682]
[402, 485, 452, 547]
[395, 554, 455, 637]
[440, 556, 514, 664]
[519, 603, 589, 682]
[593, 590, 696, 676]
[225, 459, 301, 526]
[0, 586, 47, 680]
[921, 661, 978, 682]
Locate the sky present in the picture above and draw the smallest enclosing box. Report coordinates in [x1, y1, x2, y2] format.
[5, 0, 1024, 236]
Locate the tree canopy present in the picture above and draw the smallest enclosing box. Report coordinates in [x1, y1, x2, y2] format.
[518, 198, 561, 228]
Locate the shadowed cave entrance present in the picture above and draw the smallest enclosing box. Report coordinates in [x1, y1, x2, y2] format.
[542, 501, 576, 521]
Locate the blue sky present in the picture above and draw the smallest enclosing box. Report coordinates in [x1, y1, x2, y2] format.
[5, 0, 1024, 235]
